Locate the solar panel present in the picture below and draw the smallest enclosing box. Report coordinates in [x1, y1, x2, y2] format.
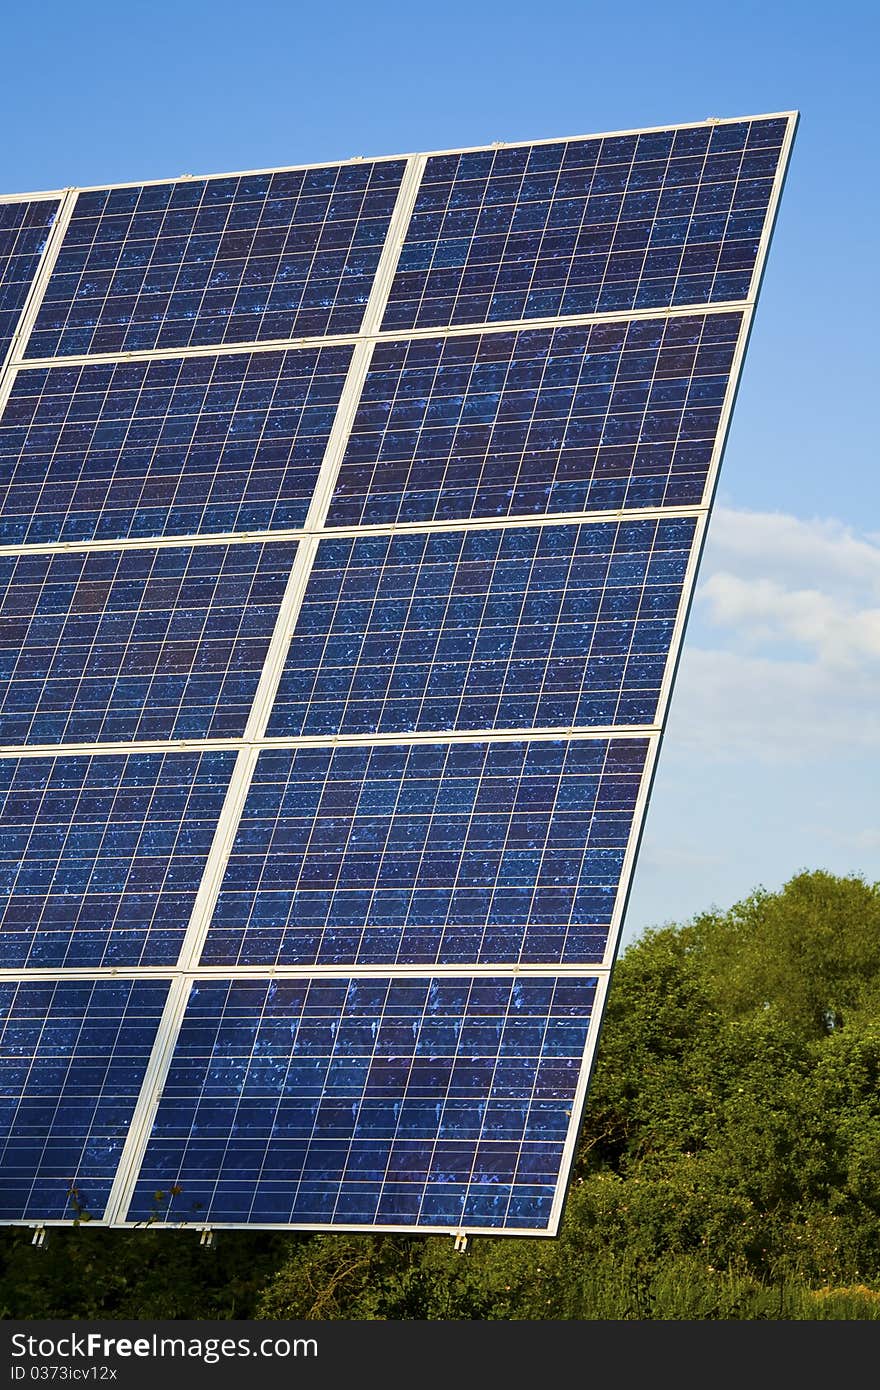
[201, 738, 648, 968]
[0, 540, 298, 743]
[126, 974, 598, 1230]
[0, 113, 796, 1235]
[327, 313, 742, 527]
[382, 119, 787, 332]
[265, 520, 695, 737]
[0, 977, 169, 1220]
[0, 752, 235, 967]
[24, 163, 405, 359]
[0, 346, 353, 544]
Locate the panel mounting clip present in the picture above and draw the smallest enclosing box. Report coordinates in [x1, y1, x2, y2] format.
[453, 1230, 468, 1253]
[199, 1228, 215, 1250]
[31, 1225, 47, 1249]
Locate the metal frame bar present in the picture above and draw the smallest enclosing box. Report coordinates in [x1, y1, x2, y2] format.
[1, 190, 78, 374]
[598, 732, 665, 975]
[0, 113, 798, 1238]
[0, 189, 75, 390]
[0, 725, 659, 760]
[102, 976, 189, 1226]
[0, 503, 708, 561]
[14, 298, 749, 371]
[0, 191, 63, 206]
[0, 963, 611, 983]
[547, 971, 611, 1233]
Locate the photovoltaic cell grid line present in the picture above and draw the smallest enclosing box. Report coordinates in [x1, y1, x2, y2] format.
[0, 346, 353, 545]
[0, 116, 795, 1235]
[202, 738, 649, 968]
[328, 313, 742, 526]
[0, 201, 60, 368]
[266, 518, 696, 737]
[0, 540, 297, 744]
[0, 977, 169, 1221]
[24, 162, 405, 359]
[382, 119, 787, 331]
[127, 975, 597, 1230]
[0, 752, 236, 968]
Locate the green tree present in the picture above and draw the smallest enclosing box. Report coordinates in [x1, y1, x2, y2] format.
[687, 870, 880, 1037]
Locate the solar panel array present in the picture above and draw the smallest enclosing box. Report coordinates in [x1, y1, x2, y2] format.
[0, 115, 795, 1235]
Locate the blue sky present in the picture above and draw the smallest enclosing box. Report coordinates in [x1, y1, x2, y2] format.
[2, 0, 877, 943]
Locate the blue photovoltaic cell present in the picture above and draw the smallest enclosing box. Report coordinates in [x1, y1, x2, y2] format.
[327, 314, 741, 527]
[0, 977, 168, 1221]
[0, 540, 296, 744]
[127, 974, 597, 1229]
[0, 751, 235, 968]
[0, 346, 353, 545]
[382, 119, 787, 332]
[201, 739, 648, 967]
[25, 163, 404, 358]
[266, 519, 695, 738]
[0, 200, 60, 366]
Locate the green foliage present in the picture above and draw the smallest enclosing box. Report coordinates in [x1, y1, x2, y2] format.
[257, 1234, 512, 1320]
[4, 870, 880, 1319]
[0, 1227, 290, 1319]
[687, 870, 880, 1038]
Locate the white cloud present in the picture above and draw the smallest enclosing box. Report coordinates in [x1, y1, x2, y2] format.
[668, 647, 880, 762]
[705, 507, 880, 599]
[697, 572, 880, 666]
[668, 507, 880, 762]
